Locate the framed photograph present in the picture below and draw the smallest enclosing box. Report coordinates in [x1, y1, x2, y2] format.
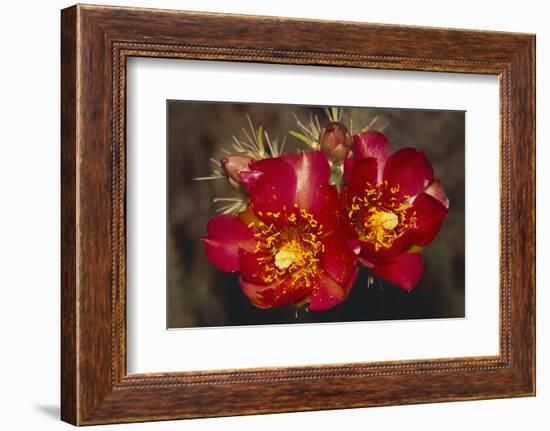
[61, 4, 535, 425]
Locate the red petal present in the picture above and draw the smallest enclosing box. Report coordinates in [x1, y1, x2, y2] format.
[359, 227, 417, 264]
[343, 267, 359, 295]
[239, 170, 264, 189]
[203, 215, 257, 272]
[309, 271, 347, 311]
[239, 277, 273, 309]
[282, 151, 331, 209]
[339, 185, 350, 213]
[304, 183, 341, 230]
[347, 157, 378, 201]
[343, 158, 356, 184]
[337, 193, 363, 248]
[412, 192, 448, 246]
[383, 148, 433, 198]
[245, 157, 297, 217]
[238, 248, 270, 284]
[353, 130, 390, 181]
[346, 236, 362, 256]
[424, 179, 449, 208]
[374, 253, 424, 292]
[320, 228, 358, 285]
[239, 275, 311, 309]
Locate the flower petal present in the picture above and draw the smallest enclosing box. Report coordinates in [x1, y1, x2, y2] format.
[304, 183, 341, 230]
[424, 179, 449, 208]
[353, 130, 390, 181]
[383, 148, 433, 198]
[239, 275, 311, 309]
[343, 266, 359, 296]
[239, 277, 273, 309]
[343, 158, 356, 184]
[320, 229, 358, 286]
[309, 271, 347, 311]
[239, 170, 264, 189]
[238, 248, 270, 284]
[359, 227, 417, 264]
[374, 252, 424, 292]
[244, 157, 297, 217]
[412, 192, 448, 246]
[282, 151, 331, 209]
[347, 157, 378, 202]
[203, 215, 257, 272]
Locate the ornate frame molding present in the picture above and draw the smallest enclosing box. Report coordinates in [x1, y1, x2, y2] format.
[61, 5, 535, 425]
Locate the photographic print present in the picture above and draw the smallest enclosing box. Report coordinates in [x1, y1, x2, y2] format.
[167, 101, 464, 328]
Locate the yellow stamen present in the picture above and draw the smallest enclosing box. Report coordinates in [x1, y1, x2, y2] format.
[275, 247, 299, 270]
[252, 207, 323, 289]
[369, 210, 399, 231]
[347, 182, 416, 251]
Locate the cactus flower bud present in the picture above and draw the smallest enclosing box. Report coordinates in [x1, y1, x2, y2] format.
[221, 154, 255, 189]
[318, 121, 352, 164]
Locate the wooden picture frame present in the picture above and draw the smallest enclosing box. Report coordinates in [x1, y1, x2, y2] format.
[61, 4, 535, 425]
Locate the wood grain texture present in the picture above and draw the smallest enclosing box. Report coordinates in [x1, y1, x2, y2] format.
[60, 6, 78, 425]
[60, 4, 536, 425]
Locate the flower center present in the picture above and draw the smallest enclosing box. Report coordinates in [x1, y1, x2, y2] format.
[251, 206, 325, 287]
[348, 181, 416, 251]
[274, 242, 303, 270]
[368, 210, 399, 231]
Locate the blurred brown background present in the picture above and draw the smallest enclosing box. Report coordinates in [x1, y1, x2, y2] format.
[167, 101, 465, 328]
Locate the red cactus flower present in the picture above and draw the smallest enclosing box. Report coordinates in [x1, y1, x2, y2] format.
[203, 151, 358, 311]
[342, 130, 449, 291]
